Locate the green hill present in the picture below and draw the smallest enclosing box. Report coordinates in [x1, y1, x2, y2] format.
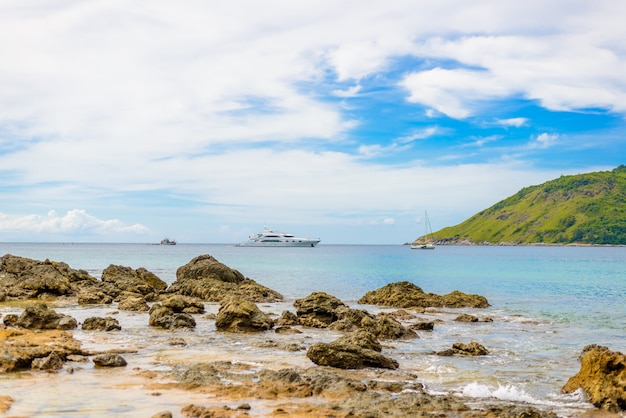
[424, 165, 626, 245]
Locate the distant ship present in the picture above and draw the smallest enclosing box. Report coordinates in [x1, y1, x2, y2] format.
[236, 226, 320, 247]
[160, 238, 176, 245]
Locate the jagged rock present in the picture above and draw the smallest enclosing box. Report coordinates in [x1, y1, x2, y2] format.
[562, 345, 626, 412]
[101, 264, 167, 296]
[0, 254, 98, 300]
[166, 255, 283, 302]
[215, 296, 273, 332]
[306, 330, 398, 369]
[31, 351, 64, 372]
[118, 295, 150, 311]
[294, 292, 347, 327]
[149, 304, 196, 329]
[93, 353, 127, 367]
[410, 321, 435, 331]
[16, 303, 77, 330]
[160, 294, 205, 314]
[77, 287, 113, 305]
[82, 316, 121, 331]
[2, 313, 18, 327]
[455, 314, 479, 322]
[0, 328, 84, 372]
[275, 310, 299, 326]
[437, 341, 489, 356]
[358, 281, 489, 309]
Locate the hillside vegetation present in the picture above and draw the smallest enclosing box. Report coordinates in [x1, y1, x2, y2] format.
[426, 165, 626, 245]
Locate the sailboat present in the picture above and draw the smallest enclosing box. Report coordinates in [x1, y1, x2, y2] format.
[411, 211, 435, 250]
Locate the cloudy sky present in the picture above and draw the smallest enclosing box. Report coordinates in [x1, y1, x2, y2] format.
[1, 1, 625, 244]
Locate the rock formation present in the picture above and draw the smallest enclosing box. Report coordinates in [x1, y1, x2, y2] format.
[358, 281, 490, 308]
[215, 296, 274, 332]
[306, 330, 399, 369]
[167, 255, 283, 302]
[562, 345, 626, 412]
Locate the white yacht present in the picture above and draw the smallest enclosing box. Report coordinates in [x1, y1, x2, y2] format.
[236, 226, 320, 247]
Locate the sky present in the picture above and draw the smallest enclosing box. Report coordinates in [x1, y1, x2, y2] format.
[1, 0, 625, 244]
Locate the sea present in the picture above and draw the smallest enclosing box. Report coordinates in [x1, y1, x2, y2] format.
[1, 242, 625, 417]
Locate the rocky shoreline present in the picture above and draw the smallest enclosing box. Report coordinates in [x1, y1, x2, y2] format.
[1, 253, 625, 417]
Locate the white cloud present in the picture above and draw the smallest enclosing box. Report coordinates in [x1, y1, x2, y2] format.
[332, 84, 362, 98]
[0, 209, 148, 236]
[496, 118, 528, 128]
[530, 133, 560, 149]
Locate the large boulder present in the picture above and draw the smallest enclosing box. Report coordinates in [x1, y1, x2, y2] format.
[16, 303, 78, 330]
[215, 297, 273, 332]
[167, 255, 283, 302]
[0, 254, 98, 300]
[101, 264, 167, 297]
[306, 330, 399, 370]
[358, 281, 489, 309]
[562, 345, 626, 412]
[148, 304, 196, 329]
[0, 328, 84, 372]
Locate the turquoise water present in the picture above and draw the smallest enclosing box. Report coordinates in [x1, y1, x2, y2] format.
[1, 243, 625, 415]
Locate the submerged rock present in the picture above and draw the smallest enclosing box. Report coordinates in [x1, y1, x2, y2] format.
[437, 341, 489, 356]
[215, 296, 273, 332]
[562, 344, 626, 412]
[81, 316, 121, 331]
[358, 281, 490, 309]
[167, 255, 283, 302]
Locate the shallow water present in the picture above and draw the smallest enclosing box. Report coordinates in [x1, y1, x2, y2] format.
[1, 243, 625, 416]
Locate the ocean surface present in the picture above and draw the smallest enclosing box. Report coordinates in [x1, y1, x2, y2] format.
[1, 243, 625, 416]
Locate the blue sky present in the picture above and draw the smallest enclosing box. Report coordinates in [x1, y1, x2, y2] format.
[1, 0, 625, 244]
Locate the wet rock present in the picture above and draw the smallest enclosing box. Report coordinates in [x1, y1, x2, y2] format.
[149, 303, 196, 329]
[0, 254, 98, 300]
[437, 341, 489, 356]
[455, 313, 479, 322]
[167, 255, 283, 302]
[31, 351, 64, 372]
[275, 310, 299, 326]
[77, 287, 114, 305]
[215, 296, 273, 332]
[358, 281, 490, 308]
[160, 294, 205, 314]
[118, 295, 150, 311]
[0, 395, 14, 414]
[93, 353, 127, 367]
[410, 321, 435, 331]
[16, 303, 78, 330]
[306, 330, 399, 369]
[294, 292, 348, 327]
[562, 344, 626, 412]
[2, 313, 18, 327]
[0, 328, 84, 372]
[82, 316, 121, 331]
[101, 264, 167, 296]
[150, 412, 173, 418]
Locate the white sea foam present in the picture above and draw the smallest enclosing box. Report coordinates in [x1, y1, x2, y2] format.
[461, 382, 539, 404]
